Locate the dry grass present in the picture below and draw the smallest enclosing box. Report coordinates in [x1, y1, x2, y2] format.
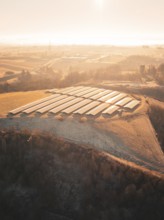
[148, 98, 164, 152]
[94, 114, 164, 172]
[0, 90, 49, 116]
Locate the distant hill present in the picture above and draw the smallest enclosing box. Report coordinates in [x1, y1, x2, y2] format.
[119, 55, 159, 70]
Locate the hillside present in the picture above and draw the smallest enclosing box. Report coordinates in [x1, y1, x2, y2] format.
[0, 130, 163, 220]
[0, 87, 163, 174]
[0, 86, 163, 220]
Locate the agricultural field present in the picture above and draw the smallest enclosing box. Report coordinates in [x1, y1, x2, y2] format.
[0, 45, 164, 75]
[0, 90, 48, 116]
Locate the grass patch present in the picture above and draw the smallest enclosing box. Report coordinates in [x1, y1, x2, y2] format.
[148, 101, 164, 152]
[0, 91, 49, 116]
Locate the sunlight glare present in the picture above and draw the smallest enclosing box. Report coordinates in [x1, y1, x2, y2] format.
[95, 0, 104, 10]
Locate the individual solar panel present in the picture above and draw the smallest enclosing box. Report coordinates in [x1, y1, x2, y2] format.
[90, 90, 112, 100]
[8, 94, 60, 115]
[106, 93, 127, 104]
[102, 105, 120, 116]
[98, 91, 119, 102]
[115, 97, 132, 107]
[49, 97, 83, 115]
[22, 95, 68, 115]
[36, 96, 75, 114]
[86, 103, 109, 116]
[82, 89, 104, 98]
[124, 100, 140, 110]
[75, 87, 98, 97]
[62, 99, 92, 114]
[74, 101, 100, 115]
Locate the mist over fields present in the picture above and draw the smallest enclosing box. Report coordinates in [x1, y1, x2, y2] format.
[0, 45, 164, 220]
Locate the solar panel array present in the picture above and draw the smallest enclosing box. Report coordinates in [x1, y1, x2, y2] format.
[8, 86, 141, 118]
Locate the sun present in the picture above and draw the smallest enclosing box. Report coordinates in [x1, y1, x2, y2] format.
[95, 0, 104, 10]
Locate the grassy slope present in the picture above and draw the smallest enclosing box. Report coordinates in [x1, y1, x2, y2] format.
[94, 114, 164, 173]
[148, 98, 164, 152]
[0, 91, 49, 116]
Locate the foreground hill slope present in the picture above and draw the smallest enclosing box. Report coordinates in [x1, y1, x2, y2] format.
[0, 130, 163, 220]
[95, 114, 164, 173]
[0, 112, 163, 174]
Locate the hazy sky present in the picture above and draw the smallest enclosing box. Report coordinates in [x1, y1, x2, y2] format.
[0, 0, 164, 45]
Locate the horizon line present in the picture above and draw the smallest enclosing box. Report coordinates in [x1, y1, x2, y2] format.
[0, 42, 164, 48]
[0, 42, 164, 47]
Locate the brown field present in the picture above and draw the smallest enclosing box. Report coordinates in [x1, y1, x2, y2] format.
[0, 45, 164, 75]
[0, 90, 49, 116]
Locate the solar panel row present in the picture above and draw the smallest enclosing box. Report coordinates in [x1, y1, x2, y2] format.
[98, 91, 119, 102]
[124, 100, 140, 110]
[59, 87, 75, 93]
[68, 87, 90, 95]
[74, 101, 100, 115]
[86, 103, 110, 116]
[115, 97, 132, 107]
[106, 93, 127, 104]
[102, 105, 120, 116]
[22, 95, 68, 115]
[49, 97, 83, 115]
[62, 99, 92, 114]
[90, 90, 112, 100]
[36, 96, 75, 114]
[74, 87, 97, 97]
[8, 94, 60, 115]
[61, 86, 88, 95]
[82, 88, 104, 98]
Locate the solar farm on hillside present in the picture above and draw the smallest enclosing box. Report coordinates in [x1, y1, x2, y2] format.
[8, 86, 141, 118]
